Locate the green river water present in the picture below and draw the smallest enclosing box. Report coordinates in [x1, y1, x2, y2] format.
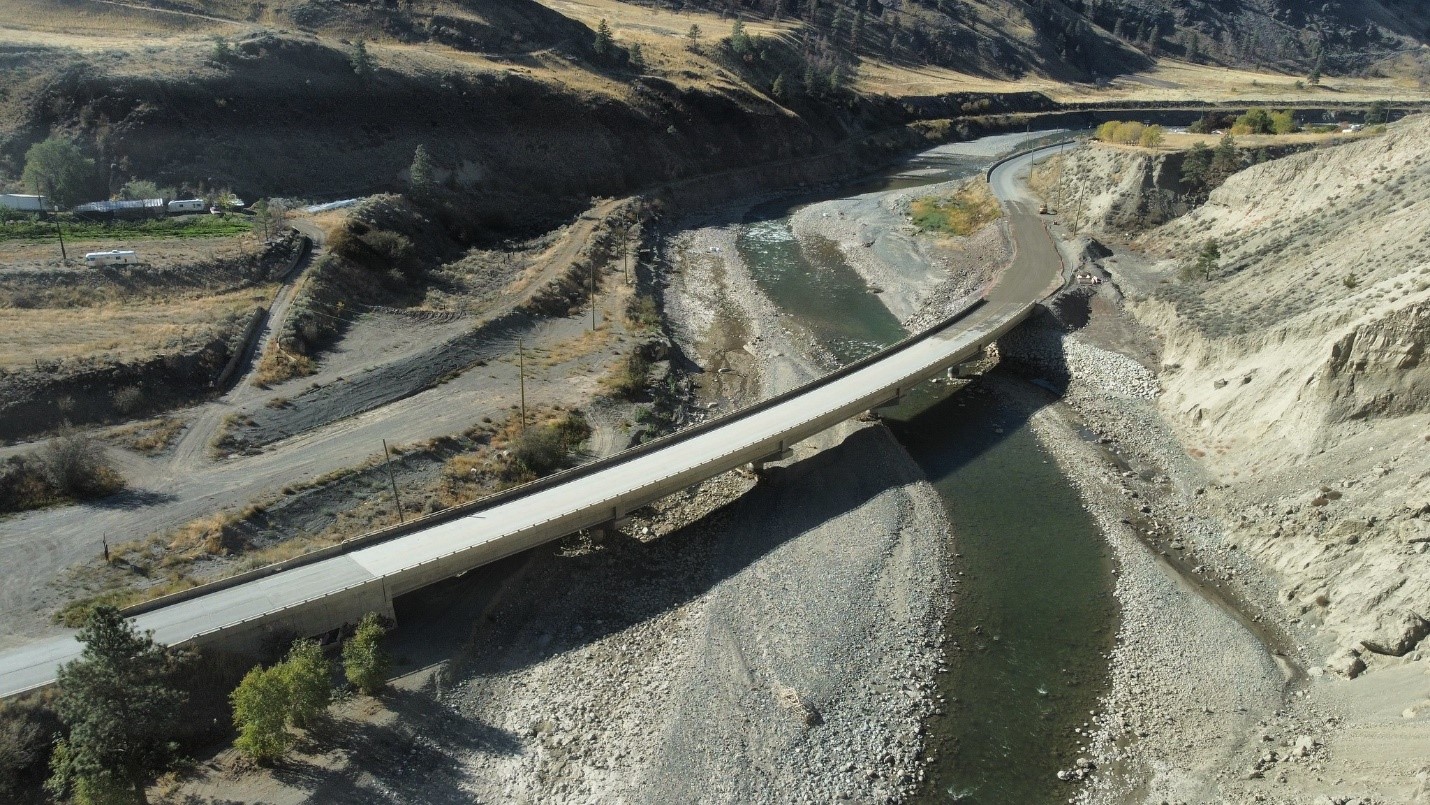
[736, 134, 1116, 804]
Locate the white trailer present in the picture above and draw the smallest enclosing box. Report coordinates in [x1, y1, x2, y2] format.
[167, 199, 206, 213]
[0, 194, 57, 212]
[85, 250, 140, 267]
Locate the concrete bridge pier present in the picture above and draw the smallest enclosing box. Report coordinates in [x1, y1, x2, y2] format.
[750, 447, 794, 475]
[591, 517, 633, 542]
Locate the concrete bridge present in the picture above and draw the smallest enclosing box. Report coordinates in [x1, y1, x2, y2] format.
[0, 141, 1067, 698]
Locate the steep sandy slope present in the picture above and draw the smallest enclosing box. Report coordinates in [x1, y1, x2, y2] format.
[1030, 142, 1190, 233]
[1132, 116, 1430, 672]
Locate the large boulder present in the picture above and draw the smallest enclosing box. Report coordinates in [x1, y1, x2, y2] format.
[1358, 609, 1430, 657]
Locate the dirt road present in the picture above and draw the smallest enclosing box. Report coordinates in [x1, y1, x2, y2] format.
[0, 203, 636, 651]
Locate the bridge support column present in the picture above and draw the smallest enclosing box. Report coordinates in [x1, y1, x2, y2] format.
[750, 448, 793, 476]
[867, 391, 902, 420]
[949, 362, 978, 380]
[592, 517, 632, 542]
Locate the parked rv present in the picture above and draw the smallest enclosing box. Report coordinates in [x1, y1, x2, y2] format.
[167, 198, 206, 213]
[85, 250, 140, 267]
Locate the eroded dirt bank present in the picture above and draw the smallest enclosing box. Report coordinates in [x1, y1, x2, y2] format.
[1008, 117, 1430, 802]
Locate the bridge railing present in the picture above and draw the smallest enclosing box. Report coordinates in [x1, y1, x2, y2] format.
[986, 139, 1077, 182]
[120, 298, 990, 620]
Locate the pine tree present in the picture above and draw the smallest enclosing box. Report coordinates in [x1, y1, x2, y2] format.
[594, 18, 614, 57]
[1181, 141, 1211, 193]
[350, 39, 374, 80]
[1211, 132, 1239, 183]
[210, 36, 232, 64]
[730, 19, 751, 55]
[771, 72, 788, 100]
[628, 42, 645, 72]
[1194, 239, 1220, 281]
[686, 24, 702, 52]
[408, 144, 434, 195]
[46, 608, 185, 805]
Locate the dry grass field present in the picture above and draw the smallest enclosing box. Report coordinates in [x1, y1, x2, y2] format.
[0, 0, 227, 40]
[3, 0, 1418, 109]
[0, 286, 267, 370]
[0, 235, 257, 272]
[860, 56, 1425, 104]
[1093, 129, 1381, 155]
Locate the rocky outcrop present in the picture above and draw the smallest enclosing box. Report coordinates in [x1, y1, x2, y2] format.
[1120, 116, 1430, 673]
[1036, 144, 1191, 233]
[1319, 301, 1430, 424]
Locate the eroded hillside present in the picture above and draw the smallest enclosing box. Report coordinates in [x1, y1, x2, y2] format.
[1131, 117, 1430, 672]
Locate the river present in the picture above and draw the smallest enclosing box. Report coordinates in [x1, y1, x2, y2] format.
[733, 131, 1117, 803]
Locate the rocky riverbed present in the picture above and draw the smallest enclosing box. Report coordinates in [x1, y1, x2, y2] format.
[1002, 232, 1430, 803]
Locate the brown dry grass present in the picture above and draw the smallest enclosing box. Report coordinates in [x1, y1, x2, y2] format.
[2, 0, 1420, 108]
[1153, 130, 1379, 150]
[0, 0, 229, 41]
[859, 56, 1425, 104]
[0, 288, 269, 370]
[105, 416, 187, 455]
[0, 235, 256, 273]
[252, 348, 316, 386]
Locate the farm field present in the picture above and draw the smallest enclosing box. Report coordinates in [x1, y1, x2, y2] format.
[0, 286, 268, 370]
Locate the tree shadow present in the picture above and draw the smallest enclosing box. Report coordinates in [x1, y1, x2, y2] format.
[267, 688, 518, 803]
[90, 487, 177, 509]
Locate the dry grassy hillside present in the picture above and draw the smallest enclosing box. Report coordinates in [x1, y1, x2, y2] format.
[1131, 115, 1430, 671]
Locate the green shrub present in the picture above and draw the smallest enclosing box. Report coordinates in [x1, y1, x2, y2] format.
[277, 640, 331, 729]
[606, 352, 652, 399]
[230, 665, 292, 763]
[343, 613, 390, 696]
[0, 696, 61, 801]
[42, 429, 122, 499]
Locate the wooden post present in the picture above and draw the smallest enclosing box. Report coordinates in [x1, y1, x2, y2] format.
[590, 259, 598, 331]
[382, 440, 405, 524]
[518, 341, 527, 435]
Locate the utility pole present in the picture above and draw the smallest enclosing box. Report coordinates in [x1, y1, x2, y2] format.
[382, 439, 405, 523]
[623, 221, 632, 285]
[590, 260, 598, 330]
[41, 192, 66, 263]
[518, 341, 527, 434]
